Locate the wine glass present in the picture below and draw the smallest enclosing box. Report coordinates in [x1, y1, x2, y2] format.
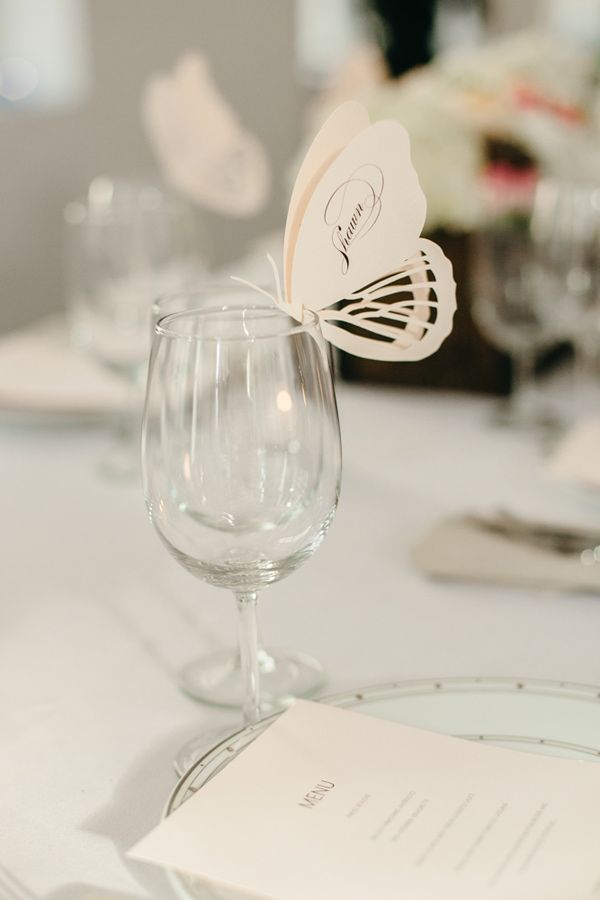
[64, 176, 205, 477]
[471, 223, 554, 428]
[530, 177, 600, 420]
[142, 304, 342, 773]
[151, 286, 327, 712]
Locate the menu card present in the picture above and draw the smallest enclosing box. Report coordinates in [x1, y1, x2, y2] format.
[130, 700, 600, 899]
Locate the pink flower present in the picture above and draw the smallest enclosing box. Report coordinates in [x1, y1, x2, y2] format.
[482, 161, 538, 218]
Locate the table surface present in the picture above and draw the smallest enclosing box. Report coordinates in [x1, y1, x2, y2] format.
[4, 383, 600, 900]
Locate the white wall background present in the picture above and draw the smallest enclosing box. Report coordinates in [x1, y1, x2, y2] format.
[0, 0, 302, 333]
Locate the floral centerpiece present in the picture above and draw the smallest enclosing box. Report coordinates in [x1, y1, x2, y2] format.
[308, 28, 600, 391]
[311, 29, 600, 233]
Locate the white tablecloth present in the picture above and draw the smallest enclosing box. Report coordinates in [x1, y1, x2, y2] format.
[4, 385, 600, 900]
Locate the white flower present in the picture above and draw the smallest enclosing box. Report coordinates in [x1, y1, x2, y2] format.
[309, 29, 600, 232]
[364, 70, 485, 232]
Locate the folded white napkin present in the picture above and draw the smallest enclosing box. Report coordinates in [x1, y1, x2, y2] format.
[0, 318, 128, 418]
[412, 514, 600, 593]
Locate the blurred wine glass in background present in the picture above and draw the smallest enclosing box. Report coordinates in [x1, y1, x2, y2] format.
[64, 176, 206, 477]
[471, 221, 554, 429]
[530, 178, 600, 421]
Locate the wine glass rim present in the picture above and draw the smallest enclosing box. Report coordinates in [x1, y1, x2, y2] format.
[151, 280, 273, 316]
[155, 304, 320, 343]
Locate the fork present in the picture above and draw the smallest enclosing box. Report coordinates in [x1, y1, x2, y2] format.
[467, 510, 600, 556]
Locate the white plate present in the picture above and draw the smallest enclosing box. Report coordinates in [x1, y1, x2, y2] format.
[164, 676, 600, 900]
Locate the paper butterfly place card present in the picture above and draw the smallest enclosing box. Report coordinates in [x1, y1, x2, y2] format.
[235, 100, 457, 362]
[143, 53, 271, 217]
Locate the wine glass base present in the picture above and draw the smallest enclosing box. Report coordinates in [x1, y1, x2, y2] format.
[179, 646, 325, 712]
[174, 725, 240, 777]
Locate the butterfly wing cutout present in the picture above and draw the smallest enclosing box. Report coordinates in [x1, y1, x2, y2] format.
[228, 106, 459, 363]
[318, 238, 456, 361]
[284, 118, 456, 361]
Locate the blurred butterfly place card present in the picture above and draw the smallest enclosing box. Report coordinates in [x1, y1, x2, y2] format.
[143, 53, 271, 217]
[236, 101, 457, 362]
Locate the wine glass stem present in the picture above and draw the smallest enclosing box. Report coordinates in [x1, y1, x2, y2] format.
[511, 349, 535, 419]
[235, 591, 261, 726]
[572, 336, 596, 419]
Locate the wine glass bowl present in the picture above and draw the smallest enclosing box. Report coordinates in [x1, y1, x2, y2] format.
[64, 177, 204, 477]
[530, 178, 600, 420]
[471, 224, 554, 427]
[530, 178, 600, 331]
[145, 307, 340, 591]
[66, 178, 201, 380]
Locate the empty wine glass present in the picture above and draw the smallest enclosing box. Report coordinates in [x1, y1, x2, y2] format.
[471, 223, 554, 428]
[530, 177, 600, 419]
[142, 304, 342, 773]
[64, 176, 204, 477]
[151, 286, 327, 712]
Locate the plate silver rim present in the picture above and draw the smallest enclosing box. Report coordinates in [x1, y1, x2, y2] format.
[166, 675, 600, 815]
[163, 675, 600, 899]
